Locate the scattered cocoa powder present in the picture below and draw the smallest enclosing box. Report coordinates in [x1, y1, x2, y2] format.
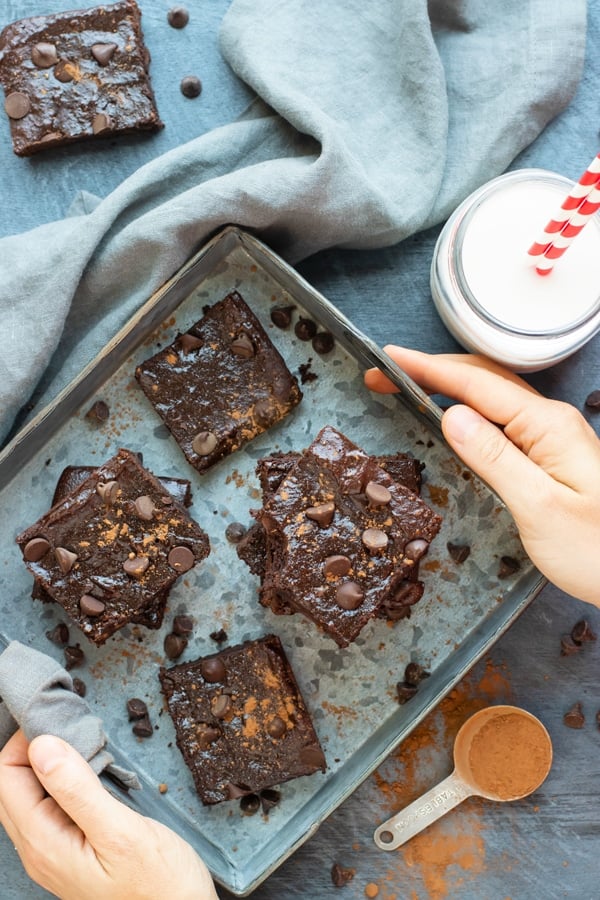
[370, 657, 513, 899]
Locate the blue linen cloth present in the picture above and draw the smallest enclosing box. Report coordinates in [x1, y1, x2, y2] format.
[0, 0, 586, 446]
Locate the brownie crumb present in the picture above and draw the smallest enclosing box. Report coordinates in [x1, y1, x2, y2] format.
[331, 862, 355, 887]
[210, 628, 228, 643]
[298, 361, 318, 384]
[564, 701, 585, 729]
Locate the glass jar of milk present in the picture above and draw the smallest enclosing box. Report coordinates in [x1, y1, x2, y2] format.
[430, 169, 600, 372]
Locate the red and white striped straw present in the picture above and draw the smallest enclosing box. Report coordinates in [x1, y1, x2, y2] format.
[528, 153, 600, 275]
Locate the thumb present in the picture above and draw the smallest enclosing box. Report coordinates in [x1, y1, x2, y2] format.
[28, 734, 128, 842]
[442, 404, 548, 516]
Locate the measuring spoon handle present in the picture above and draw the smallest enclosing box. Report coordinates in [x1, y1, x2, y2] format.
[373, 771, 473, 850]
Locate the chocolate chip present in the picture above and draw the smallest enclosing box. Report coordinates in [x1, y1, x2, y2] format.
[560, 635, 581, 656]
[253, 398, 274, 425]
[497, 555, 520, 579]
[396, 682, 418, 704]
[404, 662, 430, 686]
[172, 614, 194, 636]
[85, 400, 110, 423]
[260, 788, 281, 813]
[80, 594, 105, 617]
[96, 480, 119, 504]
[210, 628, 228, 643]
[211, 694, 232, 719]
[226, 782, 251, 800]
[225, 522, 247, 544]
[55, 547, 78, 575]
[4, 92, 31, 119]
[91, 42, 117, 66]
[164, 633, 188, 660]
[365, 481, 392, 507]
[306, 501, 335, 527]
[72, 677, 87, 697]
[123, 556, 150, 578]
[127, 698, 149, 721]
[230, 332, 254, 358]
[571, 619, 597, 644]
[167, 545, 195, 572]
[46, 623, 69, 646]
[132, 715, 154, 738]
[134, 495, 156, 521]
[312, 331, 335, 355]
[92, 113, 112, 135]
[31, 42, 58, 68]
[267, 715, 286, 739]
[584, 389, 600, 410]
[401, 541, 428, 565]
[447, 541, 471, 564]
[564, 701, 585, 729]
[180, 75, 202, 98]
[331, 863, 355, 887]
[201, 657, 226, 683]
[167, 5, 189, 27]
[240, 793, 261, 816]
[323, 554, 352, 577]
[54, 61, 75, 83]
[335, 581, 364, 610]
[64, 645, 85, 670]
[362, 528, 388, 554]
[197, 723, 221, 749]
[192, 430, 218, 456]
[294, 317, 317, 341]
[179, 332, 203, 353]
[23, 537, 50, 562]
[299, 744, 326, 769]
[270, 305, 295, 328]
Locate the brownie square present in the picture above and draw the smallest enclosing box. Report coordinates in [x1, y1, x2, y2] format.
[237, 449, 426, 620]
[31, 463, 193, 631]
[135, 290, 303, 474]
[255, 426, 442, 647]
[0, 0, 162, 157]
[159, 634, 326, 805]
[17, 448, 209, 644]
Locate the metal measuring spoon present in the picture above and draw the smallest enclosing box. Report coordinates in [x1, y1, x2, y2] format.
[374, 704, 552, 851]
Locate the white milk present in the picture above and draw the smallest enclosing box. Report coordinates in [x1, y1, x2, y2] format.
[430, 169, 600, 371]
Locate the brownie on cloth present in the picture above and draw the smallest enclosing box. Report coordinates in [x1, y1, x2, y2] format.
[0, 0, 162, 156]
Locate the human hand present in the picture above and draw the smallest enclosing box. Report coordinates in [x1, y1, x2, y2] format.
[365, 346, 600, 608]
[0, 730, 219, 900]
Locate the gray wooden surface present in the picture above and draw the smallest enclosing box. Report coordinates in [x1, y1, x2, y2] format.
[1, 1, 600, 897]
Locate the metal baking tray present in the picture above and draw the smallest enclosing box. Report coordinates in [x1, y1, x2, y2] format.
[0, 226, 545, 896]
